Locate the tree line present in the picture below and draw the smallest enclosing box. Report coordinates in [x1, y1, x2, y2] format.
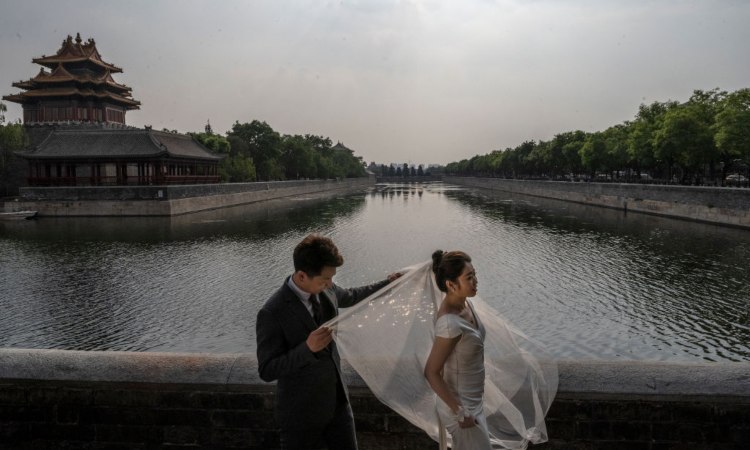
[445, 88, 750, 186]
[376, 163, 428, 177]
[0, 102, 28, 196]
[191, 120, 367, 182]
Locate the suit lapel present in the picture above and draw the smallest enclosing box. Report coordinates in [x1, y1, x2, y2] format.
[281, 283, 318, 331]
[318, 292, 336, 323]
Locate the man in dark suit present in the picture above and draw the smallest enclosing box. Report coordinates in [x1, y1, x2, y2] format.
[256, 233, 401, 450]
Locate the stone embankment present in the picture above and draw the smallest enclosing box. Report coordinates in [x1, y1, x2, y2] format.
[446, 176, 750, 229]
[1, 349, 748, 449]
[7, 178, 374, 217]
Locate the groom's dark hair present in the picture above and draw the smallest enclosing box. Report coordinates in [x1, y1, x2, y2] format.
[293, 234, 344, 276]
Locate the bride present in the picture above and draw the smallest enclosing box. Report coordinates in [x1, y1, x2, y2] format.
[424, 250, 492, 449]
[323, 253, 557, 449]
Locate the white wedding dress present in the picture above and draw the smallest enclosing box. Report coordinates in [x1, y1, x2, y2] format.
[435, 303, 492, 449]
[324, 261, 557, 449]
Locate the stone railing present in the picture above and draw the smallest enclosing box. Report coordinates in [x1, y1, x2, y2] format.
[1, 349, 748, 449]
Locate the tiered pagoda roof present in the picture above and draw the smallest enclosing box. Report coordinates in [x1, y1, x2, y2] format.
[2, 33, 140, 121]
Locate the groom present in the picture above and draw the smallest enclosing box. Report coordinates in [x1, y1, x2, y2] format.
[256, 233, 402, 450]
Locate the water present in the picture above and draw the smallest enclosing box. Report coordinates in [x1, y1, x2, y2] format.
[1, 182, 748, 362]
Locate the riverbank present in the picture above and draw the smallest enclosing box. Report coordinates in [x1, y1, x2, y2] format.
[4, 177, 374, 217]
[0, 349, 747, 449]
[446, 176, 750, 229]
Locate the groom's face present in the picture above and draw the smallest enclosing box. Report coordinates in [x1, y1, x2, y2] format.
[298, 265, 337, 295]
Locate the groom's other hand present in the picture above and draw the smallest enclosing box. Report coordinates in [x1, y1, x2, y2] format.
[307, 326, 333, 352]
[387, 272, 403, 282]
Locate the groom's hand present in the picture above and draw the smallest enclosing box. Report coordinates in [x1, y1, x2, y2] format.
[387, 272, 403, 282]
[306, 326, 333, 352]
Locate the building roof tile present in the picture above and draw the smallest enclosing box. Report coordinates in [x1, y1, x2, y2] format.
[20, 128, 223, 161]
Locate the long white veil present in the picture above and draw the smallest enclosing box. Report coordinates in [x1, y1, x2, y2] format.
[324, 261, 558, 449]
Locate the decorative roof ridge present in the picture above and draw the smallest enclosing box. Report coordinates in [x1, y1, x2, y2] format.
[33, 33, 123, 73]
[24, 122, 142, 131]
[151, 129, 194, 139]
[51, 127, 150, 134]
[47, 64, 74, 79]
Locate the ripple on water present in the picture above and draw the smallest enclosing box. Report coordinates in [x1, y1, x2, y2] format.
[1, 184, 749, 361]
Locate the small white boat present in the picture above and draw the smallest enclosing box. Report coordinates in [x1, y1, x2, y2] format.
[0, 210, 38, 220]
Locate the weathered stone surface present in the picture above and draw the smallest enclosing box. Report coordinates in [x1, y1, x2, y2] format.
[446, 176, 750, 229]
[1, 349, 748, 449]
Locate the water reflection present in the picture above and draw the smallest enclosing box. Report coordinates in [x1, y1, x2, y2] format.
[1, 182, 748, 362]
[0, 191, 366, 242]
[436, 186, 750, 362]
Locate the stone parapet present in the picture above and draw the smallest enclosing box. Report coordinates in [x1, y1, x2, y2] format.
[1, 349, 748, 449]
[446, 176, 750, 229]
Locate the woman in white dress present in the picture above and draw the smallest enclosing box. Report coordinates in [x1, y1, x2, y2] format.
[424, 250, 492, 450]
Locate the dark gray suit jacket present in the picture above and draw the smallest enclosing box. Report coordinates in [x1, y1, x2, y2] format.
[256, 277, 389, 430]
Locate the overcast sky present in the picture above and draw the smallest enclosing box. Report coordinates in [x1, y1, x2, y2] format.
[1, 0, 749, 165]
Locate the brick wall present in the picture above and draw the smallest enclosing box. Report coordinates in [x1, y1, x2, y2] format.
[12, 177, 374, 217]
[1, 350, 748, 449]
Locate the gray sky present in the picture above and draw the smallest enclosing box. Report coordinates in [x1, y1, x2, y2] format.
[1, 0, 749, 165]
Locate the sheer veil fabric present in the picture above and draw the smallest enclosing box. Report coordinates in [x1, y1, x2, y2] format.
[324, 261, 558, 449]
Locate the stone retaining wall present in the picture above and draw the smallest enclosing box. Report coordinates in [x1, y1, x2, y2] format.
[1, 349, 748, 449]
[9, 178, 374, 217]
[446, 176, 750, 229]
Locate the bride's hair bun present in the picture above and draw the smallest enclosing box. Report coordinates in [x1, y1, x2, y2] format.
[431, 250, 444, 275]
[431, 250, 472, 293]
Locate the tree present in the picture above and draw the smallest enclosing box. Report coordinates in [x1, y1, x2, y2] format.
[654, 104, 713, 184]
[602, 124, 632, 179]
[281, 134, 316, 179]
[0, 101, 29, 196]
[228, 120, 282, 180]
[579, 133, 607, 177]
[192, 131, 255, 182]
[191, 132, 230, 154]
[628, 101, 678, 179]
[714, 88, 750, 182]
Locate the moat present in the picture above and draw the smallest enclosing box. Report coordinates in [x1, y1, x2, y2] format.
[1, 182, 748, 362]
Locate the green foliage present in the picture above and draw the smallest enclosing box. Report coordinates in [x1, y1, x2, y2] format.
[714, 88, 750, 165]
[191, 131, 255, 182]
[197, 121, 369, 183]
[0, 102, 29, 195]
[580, 132, 607, 175]
[228, 120, 282, 181]
[444, 87, 750, 185]
[192, 132, 231, 154]
[281, 134, 317, 179]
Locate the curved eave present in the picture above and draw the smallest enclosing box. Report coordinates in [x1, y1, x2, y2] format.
[11, 80, 34, 89]
[5, 88, 141, 109]
[32, 56, 123, 73]
[16, 78, 133, 94]
[2, 94, 25, 104]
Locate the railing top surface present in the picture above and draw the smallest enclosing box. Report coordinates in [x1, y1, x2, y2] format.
[1, 348, 748, 399]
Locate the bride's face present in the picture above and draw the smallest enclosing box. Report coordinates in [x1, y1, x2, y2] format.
[450, 262, 478, 298]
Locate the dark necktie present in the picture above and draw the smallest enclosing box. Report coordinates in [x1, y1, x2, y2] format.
[310, 295, 322, 325]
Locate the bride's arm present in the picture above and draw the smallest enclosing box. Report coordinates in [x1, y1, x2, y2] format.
[423, 336, 477, 427]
